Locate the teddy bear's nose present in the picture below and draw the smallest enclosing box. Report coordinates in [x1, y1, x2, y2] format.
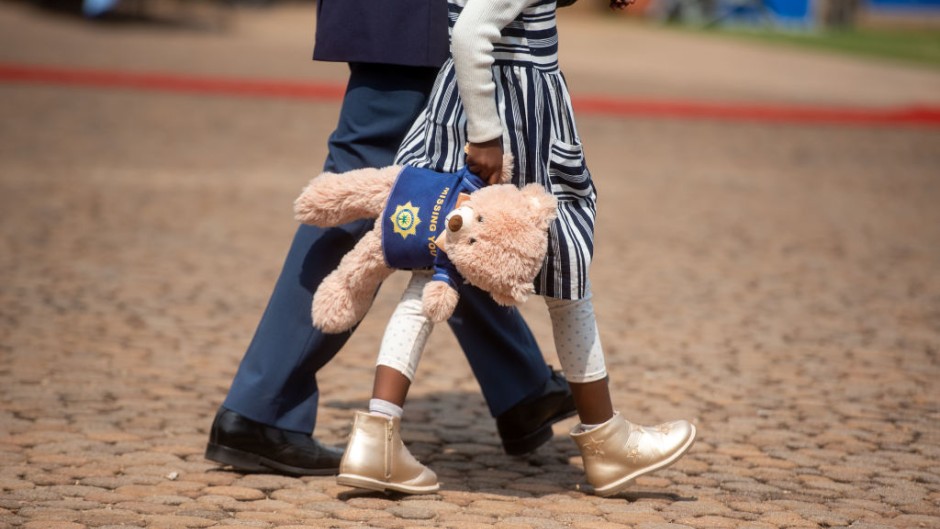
[447, 214, 463, 232]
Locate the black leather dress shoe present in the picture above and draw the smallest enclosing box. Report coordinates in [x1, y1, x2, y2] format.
[205, 408, 343, 476]
[496, 369, 578, 455]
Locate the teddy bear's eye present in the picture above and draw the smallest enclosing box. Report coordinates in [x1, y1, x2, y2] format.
[477, 215, 484, 223]
[468, 238, 476, 245]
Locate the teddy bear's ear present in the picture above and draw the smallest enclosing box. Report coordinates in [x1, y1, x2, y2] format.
[433, 231, 447, 252]
[490, 291, 517, 306]
[521, 184, 558, 229]
[490, 282, 533, 306]
[511, 282, 535, 304]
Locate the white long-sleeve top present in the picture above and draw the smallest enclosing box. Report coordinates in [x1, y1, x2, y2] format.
[451, 0, 534, 144]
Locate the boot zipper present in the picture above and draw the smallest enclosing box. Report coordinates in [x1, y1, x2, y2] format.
[385, 421, 393, 480]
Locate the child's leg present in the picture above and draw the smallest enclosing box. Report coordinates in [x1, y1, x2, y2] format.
[546, 287, 696, 497]
[371, 270, 435, 409]
[372, 366, 411, 409]
[337, 271, 439, 494]
[545, 290, 611, 425]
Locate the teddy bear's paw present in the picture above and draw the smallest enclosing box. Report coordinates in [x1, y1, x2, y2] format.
[293, 174, 342, 226]
[312, 280, 372, 333]
[422, 281, 459, 323]
[312, 301, 355, 334]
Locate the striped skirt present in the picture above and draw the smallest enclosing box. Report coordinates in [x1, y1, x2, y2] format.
[395, 57, 597, 300]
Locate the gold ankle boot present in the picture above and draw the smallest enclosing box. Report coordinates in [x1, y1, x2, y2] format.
[336, 411, 439, 494]
[571, 412, 696, 497]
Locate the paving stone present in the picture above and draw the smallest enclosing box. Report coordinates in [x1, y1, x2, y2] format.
[897, 501, 940, 516]
[299, 499, 349, 514]
[114, 501, 179, 515]
[40, 499, 101, 510]
[0, 478, 34, 491]
[467, 499, 526, 516]
[269, 488, 333, 504]
[16, 506, 80, 521]
[177, 473, 238, 487]
[22, 522, 85, 529]
[569, 520, 631, 529]
[886, 514, 940, 528]
[78, 508, 144, 526]
[542, 500, 601, 516]
[232, 511, 305, 524]
[675, 516, 740, 528]
[225, 473, 302, 489]
[498, 516, 569, 529]
[81, 476, 163, 489]
[719, 480, 782, 496]
[228, 499, 295, 513]
[634, 523, 696, 529]
[443, 521, 499, 529]
[395, 499, 461, 514]
[844, 521, 895, 529]
[141, 514, 217, 528]
[203, 486, 266, 501]
[757, 510, 818, 528]
[5, 488, 62, 502]
[604, 511, 669, 525]
[835, 498, 902, 516]
[386, 505, 438, 520]
[293, 522, 357, 529]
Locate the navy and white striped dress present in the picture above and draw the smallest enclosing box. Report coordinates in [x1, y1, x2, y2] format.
[395, 0, 596, 300]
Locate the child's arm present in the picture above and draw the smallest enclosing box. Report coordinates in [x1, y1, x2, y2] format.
[452, 0, 534, 184]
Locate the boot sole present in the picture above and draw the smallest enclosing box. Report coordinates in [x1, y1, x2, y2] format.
[337, 473, 440, 494]
[205, 442, 338, 476]
[592, 424, 698, 497]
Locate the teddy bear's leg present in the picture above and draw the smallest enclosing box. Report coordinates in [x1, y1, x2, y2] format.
[421, 280, 460, 323]
[294, 167, 399, 227]
[312, 228, 393, 333]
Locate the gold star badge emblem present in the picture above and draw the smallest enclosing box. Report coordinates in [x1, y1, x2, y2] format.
[390, 202, 421, 239]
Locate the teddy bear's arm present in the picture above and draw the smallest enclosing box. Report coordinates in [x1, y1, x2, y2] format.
[312, 219, 394, 333]
[421, 253, 464, 322]
[294, 166, 400, 227]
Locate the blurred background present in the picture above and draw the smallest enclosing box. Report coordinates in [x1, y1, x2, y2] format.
[23, 0, 940, 67]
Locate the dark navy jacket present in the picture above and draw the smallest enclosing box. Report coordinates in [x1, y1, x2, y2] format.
[313, 0, 450, 68]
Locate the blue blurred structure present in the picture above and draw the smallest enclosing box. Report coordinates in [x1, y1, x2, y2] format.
[655, 0, 940, 27]
[764, 0, 811, 25]
[866, 0, 940, 12]
[83, 0, 119, 17]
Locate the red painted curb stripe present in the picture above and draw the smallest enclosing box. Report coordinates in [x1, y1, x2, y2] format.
[573, 97, 940, 125]
[3, 62, 939, 126]
[0, 62, 346, 101]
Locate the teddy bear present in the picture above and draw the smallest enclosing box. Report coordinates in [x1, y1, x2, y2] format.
[293, 159, 558, 334]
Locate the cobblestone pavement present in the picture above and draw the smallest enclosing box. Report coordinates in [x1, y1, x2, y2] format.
[2, 2, 939, 528]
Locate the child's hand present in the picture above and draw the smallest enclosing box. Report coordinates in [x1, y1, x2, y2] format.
[609, 0, 634, 9]
[465, 139, 504, 185]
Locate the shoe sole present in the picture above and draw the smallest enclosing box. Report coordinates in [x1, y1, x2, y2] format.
[205, 442, 338, 476]
[592, 424, 698, 497]
[502, 407, 579, 456]
[336, 473, 440, 495]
